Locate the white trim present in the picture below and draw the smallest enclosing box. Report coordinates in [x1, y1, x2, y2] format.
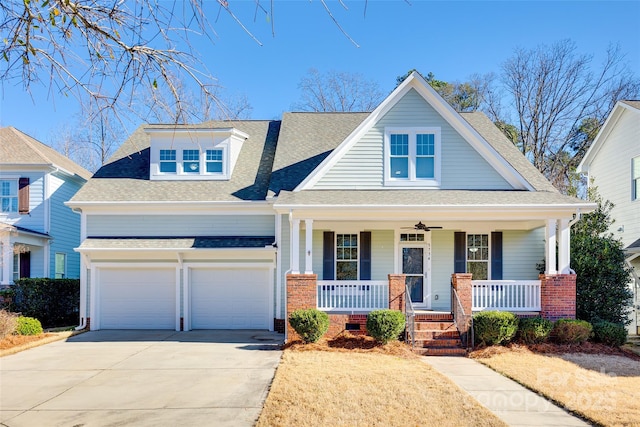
[558, 219, 571, 274]
[304, 219, 313, 274]
[398, 236, 431, 309]
[545, 219, 557, 274]
[275, 214, 282, 320]
[291, 218, 300, 274]
[175, 267, 182, 331]
[296, 72, 534, 191]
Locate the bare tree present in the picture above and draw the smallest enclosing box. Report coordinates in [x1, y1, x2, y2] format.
[492, 40, 640, 192]
[293, 68, 385, 112]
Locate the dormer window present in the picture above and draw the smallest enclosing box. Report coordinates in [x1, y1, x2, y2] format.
[159, 150, 177, 173]
[183, 150, 200, 173]
[147, 128, 249, 181]
[384, 127, 441, 188]
[206, 149, 223, 173]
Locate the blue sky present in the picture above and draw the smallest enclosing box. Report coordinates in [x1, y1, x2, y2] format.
[1, 0, 639, 145]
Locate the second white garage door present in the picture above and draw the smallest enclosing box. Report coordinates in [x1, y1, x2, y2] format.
[190, 267, 270, 329]
[99, 267, 176, 329]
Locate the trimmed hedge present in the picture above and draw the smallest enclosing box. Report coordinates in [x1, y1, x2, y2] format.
[552, 319, 592, 344]
[592, 320, 627, 347]
[10, 278, 79, 328]
[15, 316, 43, 336]
[289, 309, 329, 343]
[517, 317, 553, 344]
[473, 311, 518, 346]
[366, 310, 405, 344]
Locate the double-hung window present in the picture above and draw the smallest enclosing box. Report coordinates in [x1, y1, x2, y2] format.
[159, 150, 177, 173]
[183, 150, 200, 173]
[55, 253, 66, 279]
[385, 127, 441, 186]
[336, 234, 358, 280]
[467, 234, 489, 280]
[206, 149, 223, 173]
[633, 156, 640, 201]
[0, 180, 18, 213]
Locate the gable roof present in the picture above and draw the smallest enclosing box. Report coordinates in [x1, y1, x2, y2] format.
[70, 120, 279, 203]
[0, 127, 92, 180]
[268, 112, 369, 195]
[577, 100, 640, 172]
[295, 72, 537, 192]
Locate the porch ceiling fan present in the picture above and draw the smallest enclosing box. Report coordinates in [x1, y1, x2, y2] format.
[402, 221, 443, 232]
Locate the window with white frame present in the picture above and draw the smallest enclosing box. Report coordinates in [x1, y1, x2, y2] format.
[385, 128, 441, 186]
[336, 234, 358, 280]
[633, 156, 640, 201]
[55, 253, 66, 279]
[183, 149, 200, 173]
[206, 149, 224, 173]
[1, 180, 18, 213]
[12, 253, 19, 282]
[467, 234, 489, 280]
[159, 149, 177, 173]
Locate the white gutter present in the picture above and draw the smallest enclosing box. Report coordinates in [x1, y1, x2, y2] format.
[568, 208, 582, 227]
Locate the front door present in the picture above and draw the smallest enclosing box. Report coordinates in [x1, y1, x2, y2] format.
[400, 241, 430, 309]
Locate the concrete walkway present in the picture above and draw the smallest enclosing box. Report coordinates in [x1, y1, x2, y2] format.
[423, 357, 590, 427]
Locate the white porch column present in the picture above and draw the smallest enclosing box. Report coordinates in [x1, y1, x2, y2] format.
[1, 238, 13, 285]
[558, 218, 571, 274]
[291, 218, 301, 274]
[304, 219, 313, 274]
[545, 219, 557, 274]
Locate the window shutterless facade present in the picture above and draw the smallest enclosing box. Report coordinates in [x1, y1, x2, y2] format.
[159, 150, 177, 173]
[384, 127, 441, 187]
[206, 149, 224, 173]
[183, 150, 200, 173]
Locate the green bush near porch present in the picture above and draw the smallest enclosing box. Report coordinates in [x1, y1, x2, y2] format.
[473, 311, 518, 346]
[366, 310, 405, 345]
[289, 309, 329, 343]
[591, 319, 627, 347]
[552, 319, 592, 344]
[516, 317, 553, 344]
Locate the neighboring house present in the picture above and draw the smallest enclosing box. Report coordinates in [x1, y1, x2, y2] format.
[0, 127, 92, 285]
[577, 100, 640, 336]
[67, 72, 595, 340]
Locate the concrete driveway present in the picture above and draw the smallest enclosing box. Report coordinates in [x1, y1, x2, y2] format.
[0, 330, 283, 427]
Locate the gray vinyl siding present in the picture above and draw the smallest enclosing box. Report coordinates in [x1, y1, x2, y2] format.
[48, 174, 83, 278]
[431, 230, 454, 311]
[588, 108, 640, 249]
[87, 214, 275, 237]
[502, 228, 545, 280]
[371, 230, 394, 280]
[314, 88, 513, 190]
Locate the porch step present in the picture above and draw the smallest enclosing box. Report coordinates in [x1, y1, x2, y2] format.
[410, 317, 466, 357]
[415, 313, 454, 322]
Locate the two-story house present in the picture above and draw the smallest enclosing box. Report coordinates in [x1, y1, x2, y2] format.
[67, 72, 595, 342]
[0, 127, 92, 285]
[577, 100, 640, 336]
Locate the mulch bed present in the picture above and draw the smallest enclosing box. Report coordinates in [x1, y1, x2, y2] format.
[471, 341, 640, 361]
[283, 333, 418, 358]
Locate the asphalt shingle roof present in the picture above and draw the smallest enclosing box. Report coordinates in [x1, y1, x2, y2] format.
[71, 120, 279, 202]
[0, 127, 92, 180]
[79, 236, 276, 250]
[621, 100, 640, 110]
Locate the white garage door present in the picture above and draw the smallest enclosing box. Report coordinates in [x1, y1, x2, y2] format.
[99, 267, 176, 329]
[190, 268, 270, 329]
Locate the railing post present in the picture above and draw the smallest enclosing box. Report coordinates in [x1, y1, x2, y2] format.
[451, 274, 473, 315]
[286, 274, 317, 341]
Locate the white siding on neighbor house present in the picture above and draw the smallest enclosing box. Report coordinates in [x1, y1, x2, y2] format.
[502, 228, 545, 280]
[2, 171, 46, 233]
[313, 88, 513, 190]
[86, 214, 275, 237]
[48, 174, 83, 278]
[431, 230, 454, 311]
[588, 108, 640, 249]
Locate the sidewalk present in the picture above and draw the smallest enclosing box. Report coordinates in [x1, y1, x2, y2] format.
[423, 357, 590, 427]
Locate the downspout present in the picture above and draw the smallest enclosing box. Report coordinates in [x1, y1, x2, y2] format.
[568, 208, 582, 228]
[75, 252, 89, 330]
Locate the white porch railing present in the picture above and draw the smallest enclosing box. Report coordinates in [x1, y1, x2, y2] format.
[472, 280, 541, 312]
[317, 280, 388, 311]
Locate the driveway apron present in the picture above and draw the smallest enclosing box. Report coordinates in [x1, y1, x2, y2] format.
[0, 330, 283, 427]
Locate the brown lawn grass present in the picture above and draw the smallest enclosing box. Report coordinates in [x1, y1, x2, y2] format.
[258, 336, 507, 427]
[0, 330, 79, 356]
[471, 344, 640, 427]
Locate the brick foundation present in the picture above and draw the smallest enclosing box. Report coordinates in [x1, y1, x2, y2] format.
[540, 273, 576, 321]
[285, 274, 317, 341]
[327, 314, 368, 337]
